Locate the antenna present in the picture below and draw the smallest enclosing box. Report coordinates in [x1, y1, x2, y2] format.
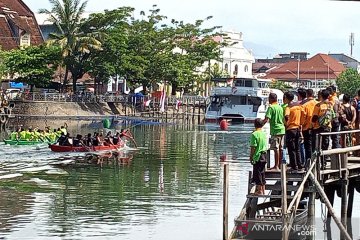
[349, 32, 355, 56]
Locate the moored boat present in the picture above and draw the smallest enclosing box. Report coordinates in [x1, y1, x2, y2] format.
[49, 141, 125, 152]
[4, 139, 56, 145]
[205, 78, 283, 124]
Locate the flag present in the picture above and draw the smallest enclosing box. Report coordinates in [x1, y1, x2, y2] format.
[144, 99, 151, 107]
[160, 86, 166, 112]
[175, 99, 182, 110]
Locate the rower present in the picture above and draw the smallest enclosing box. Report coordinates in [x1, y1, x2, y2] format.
[72, 134, 83, 147]
[104, 131, 114, 146]
[120, 129, 138, 147]
[85, 133, 93, 147]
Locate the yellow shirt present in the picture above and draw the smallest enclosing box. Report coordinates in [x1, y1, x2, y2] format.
[285, 104, 305, 130]
[302, 98, 317, 131]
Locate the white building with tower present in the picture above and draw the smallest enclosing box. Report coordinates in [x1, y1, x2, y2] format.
[219, 31, 255, 78]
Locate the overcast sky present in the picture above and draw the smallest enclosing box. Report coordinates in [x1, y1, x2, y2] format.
[24, 0, 360, 59]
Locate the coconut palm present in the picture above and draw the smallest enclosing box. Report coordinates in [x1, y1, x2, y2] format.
[39, 0, 102, 93]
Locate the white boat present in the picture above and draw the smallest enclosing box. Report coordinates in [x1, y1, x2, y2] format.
[205, 78, 284, 124]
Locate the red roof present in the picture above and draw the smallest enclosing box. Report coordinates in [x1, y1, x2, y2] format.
[0, 0, 43, 50]
[263, 54, 346, 81]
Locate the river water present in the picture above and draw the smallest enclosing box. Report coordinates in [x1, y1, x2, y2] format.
[0, 123, 359, 240]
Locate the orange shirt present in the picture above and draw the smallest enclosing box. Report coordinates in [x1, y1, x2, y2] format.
[329, 93, 338, 106]
[312, 101, 332, 130]
[285, 104, 305, 130]
[302, 98, 317, 131]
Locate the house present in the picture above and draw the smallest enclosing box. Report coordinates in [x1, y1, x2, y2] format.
[328, 53, 360, 72]
[0, 0, 43, 50]
[261, 53, 345, 90]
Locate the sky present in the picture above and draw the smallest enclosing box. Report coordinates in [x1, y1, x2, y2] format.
[23, 0, 360, 59]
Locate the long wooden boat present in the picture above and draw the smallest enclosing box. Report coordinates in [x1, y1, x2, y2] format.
[4, 139, 56, 145]
[49, 141, 125, 152]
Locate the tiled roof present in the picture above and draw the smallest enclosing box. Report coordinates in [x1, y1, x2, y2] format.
[0, 0, 43, 50]
[262, 53, 346, 81]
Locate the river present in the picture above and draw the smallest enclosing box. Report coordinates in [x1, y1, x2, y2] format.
[0, 123, 359, 240]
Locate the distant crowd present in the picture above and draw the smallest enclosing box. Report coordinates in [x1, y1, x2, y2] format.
[249, 86, 359, 195]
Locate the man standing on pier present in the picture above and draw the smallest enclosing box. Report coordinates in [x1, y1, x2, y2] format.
[312, 89, 334, 169]
[302, 89, 317, 164]
[284, 91, 304, 172]
[263, 93, 285, 171]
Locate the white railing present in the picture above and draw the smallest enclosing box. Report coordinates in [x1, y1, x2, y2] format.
[12, 93, 208, 105]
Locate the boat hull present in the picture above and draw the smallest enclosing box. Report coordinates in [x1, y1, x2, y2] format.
[4, 139, 55, 145]
[49, 142, 125, 152]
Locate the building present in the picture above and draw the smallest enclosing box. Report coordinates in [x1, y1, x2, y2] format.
[35, 13, 92, 40]
[328, 53, 360, 72]
[219, 31, 255, 78]
[262, 53, 345, 90]
[0, 0, 43, 50]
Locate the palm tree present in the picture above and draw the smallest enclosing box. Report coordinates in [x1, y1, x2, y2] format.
[40, 0, 102, 93]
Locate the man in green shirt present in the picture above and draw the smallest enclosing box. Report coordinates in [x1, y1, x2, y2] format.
[249, 118, 268, 195]
[263, 93, 285, 171]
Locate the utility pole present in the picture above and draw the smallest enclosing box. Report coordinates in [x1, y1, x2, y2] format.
[349, 33, 355, 57]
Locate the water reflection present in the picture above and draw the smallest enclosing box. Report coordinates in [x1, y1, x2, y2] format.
[0, 188, 35, 234]
[0, 123, 358, 239]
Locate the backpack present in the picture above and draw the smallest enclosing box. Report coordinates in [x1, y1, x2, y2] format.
[318, 103, 336, 129]
[339, 105, 353, 126]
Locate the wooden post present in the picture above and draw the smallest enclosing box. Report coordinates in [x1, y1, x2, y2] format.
[198, 100, 201, 124]
[340, 154, 348, 239]
[309, 172, 352, 240]
[281, 162, 289, 240]
[347, 183, 354, 218]
[223, 163, 229, 240]
[308, 157, 316, 235]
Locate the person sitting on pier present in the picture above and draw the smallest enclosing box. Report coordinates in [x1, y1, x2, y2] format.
[262, 93, 285, 171]
[284, 91, 305, 172]
[249, 118, 268, 195]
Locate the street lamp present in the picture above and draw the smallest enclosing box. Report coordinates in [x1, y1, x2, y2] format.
[324, 62, 330, 81]
[286, 69, 299, 88]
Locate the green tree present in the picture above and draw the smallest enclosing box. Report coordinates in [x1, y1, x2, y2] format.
[269, 80, 291, 92]
[40, 0, 102, 93]
[336, 68, 360, 97]
[0, 48, 7, 81]
[4, 45, 61, 91]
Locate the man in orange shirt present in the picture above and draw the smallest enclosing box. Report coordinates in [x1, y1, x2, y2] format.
[312, 89, 333, 169]
[284, 91, 305, 172]
[302, 89, 317, 163]
[327, 86, 341, 149]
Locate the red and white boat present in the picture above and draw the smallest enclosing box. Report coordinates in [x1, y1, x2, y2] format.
[49, 141, 125, 152]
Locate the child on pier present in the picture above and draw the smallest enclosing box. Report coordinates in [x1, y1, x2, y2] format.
[249, 118, 268, 195]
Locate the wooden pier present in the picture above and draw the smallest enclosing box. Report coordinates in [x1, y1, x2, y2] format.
[227, 130, 360, 240]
